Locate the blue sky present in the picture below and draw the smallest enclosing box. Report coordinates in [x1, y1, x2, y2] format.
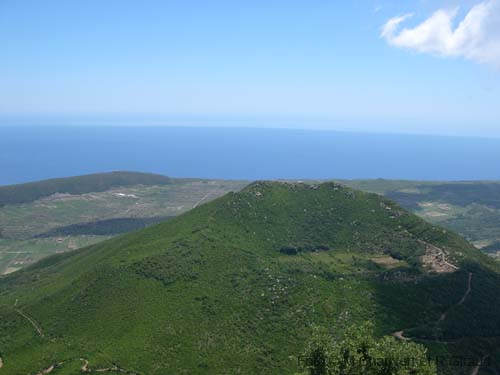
[1, 0, 499, 136]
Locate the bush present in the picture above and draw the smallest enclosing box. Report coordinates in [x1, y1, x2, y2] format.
[299, 323, 437, 375]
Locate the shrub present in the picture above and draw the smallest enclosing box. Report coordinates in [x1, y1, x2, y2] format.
[299, 323, 437, 375]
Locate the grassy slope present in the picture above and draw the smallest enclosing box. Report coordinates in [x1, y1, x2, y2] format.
[0, 182, 499, 374]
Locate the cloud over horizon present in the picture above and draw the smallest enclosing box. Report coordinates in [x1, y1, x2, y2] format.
[381, 0, 500, 67]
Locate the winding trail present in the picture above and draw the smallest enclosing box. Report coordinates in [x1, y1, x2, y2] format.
[15, 308, 44, 337]
[439, 272, 473, 322]
[393, 272, 474, 342]
[392, 272, 488, 373]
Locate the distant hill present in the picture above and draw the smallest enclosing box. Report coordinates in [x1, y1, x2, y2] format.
[0, 182, 499, 374]
[0, 173, 248, 274]
[0, 171, 174, 205]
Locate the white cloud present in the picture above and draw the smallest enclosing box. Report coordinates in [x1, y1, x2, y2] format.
[381, 0, 500, 67]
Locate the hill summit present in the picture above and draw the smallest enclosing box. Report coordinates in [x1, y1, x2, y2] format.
[1, 181, 499, 374]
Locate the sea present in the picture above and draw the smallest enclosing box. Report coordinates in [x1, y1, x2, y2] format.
[2, 126, 500, 185]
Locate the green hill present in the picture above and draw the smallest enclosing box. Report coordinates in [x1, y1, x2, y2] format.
[0, 182, 499, 374]
[0, 171, 174, 206]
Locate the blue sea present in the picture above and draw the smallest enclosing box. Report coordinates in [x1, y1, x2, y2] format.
[2, 126, 500, 185]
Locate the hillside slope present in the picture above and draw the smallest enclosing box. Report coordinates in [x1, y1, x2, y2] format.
[342, 179, 500, 253]
[0, 173, 247, 274]
[0, 182, 499, 374]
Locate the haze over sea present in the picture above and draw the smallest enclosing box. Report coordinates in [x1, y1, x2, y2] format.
[2, 126, 500, 185]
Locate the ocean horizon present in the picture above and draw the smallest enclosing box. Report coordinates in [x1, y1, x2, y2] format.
[2, 125, 500, 185]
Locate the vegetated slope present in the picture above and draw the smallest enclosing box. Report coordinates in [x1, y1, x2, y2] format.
[0, 182, 499, 374]
[0, 171, 173, 205]
[342, 179, 500, 250]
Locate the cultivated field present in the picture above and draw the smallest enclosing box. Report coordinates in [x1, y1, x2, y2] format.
[0, 178, 247, 274]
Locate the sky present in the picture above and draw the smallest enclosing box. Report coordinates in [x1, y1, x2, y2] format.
[1, 0, 500, 136]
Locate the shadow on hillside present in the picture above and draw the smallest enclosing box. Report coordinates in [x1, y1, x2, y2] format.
[371, 263, 500, 375]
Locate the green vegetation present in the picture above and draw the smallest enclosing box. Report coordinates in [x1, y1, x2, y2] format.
[299, 323, 436, 375]
[0, 182, 498, 374]
[0, 171, 173, 205]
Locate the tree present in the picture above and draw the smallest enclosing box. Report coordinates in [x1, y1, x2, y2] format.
[299, 323, 437, 375]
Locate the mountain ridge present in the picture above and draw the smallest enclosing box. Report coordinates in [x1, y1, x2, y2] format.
[1, 181, 499, 374]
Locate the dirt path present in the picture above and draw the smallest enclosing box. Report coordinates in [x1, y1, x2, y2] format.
[35, 364, 55, 374]
[458, 272, 473, 306]
[15, 308, 44, 337]
[0, 356, 3, 369]
[394, 272, 473, 342]
[33, 361, 65, 375]
[80, 358, 140, 374]
[192, 192, 212, 208]
[471, 355, 488, 375]
[439, 272, 473, 322]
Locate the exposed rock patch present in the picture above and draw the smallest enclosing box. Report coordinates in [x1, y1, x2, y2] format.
[420, 241, 458, 273]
